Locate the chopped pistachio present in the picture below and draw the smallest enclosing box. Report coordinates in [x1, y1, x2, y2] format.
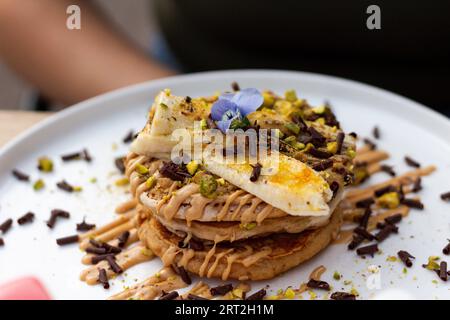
[386, 256, 398, 262]
[232, 288, 244, 299]
[423, 256, 440, 270]
[33, 179, 45, 191]
[284, 122, 300, 135]
[403, 267, 408, 274]
[38, 157, 53, 172]
[200, 118, 208, 130]
[261, 92, 275, 108]
[186, 160, 199, 176]
[140, 248, 153, 257]
[240, 222, 257, 230]
[312, 105, 326, 114]
[285, 89, 297, 102]
[308, 291, 317, 300]
[284, 288, 296, 299]
[315, 118, 325, 125]
[73, 186, 82, 192]
[274, 100, 292, 115]
[163, 88, 171, 96]
[377, 192, 400, 209]
[89, 177, 97, 183]
[333, 271, 341, 280]
[199, 174, 217, 198]
[159, 103, 168, 110]
[145, 175, 156, 189]
[350, 287, 359, 296]
[327, 141, 338, 154]
[347, 149, 356, 159]
[266, 295, 280, 300]
[273, 128, 284, 138]
[115, 177, 129, 186]
[216, 177, 225, 186]
[135, 164, 149, 175]
[284, 135, 297, 145]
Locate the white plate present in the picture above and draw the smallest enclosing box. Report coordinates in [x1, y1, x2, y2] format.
[1, 70, 450, 300]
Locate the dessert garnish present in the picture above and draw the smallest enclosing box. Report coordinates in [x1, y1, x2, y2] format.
[330, 292, 356, 300]
[122, 130, 135, 144]
[17, 212, 35, 225]
[12, 169, 30, 181]
[76, 218, 96, 232]
[356, 244, 379, 257]
[245, 288, 266, 300]
[440, 191, 450, 202]
[47, 209, 70, 228]
[98, 268, 110, 289]
[56, 234, 79, 246]
[0, 218, 13, 234]
[404, 156, 420, 168]
[397, 250, 415, 267]
[210, 284, 233, 296]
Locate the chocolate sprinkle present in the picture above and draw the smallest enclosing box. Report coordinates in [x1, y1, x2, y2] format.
[335, 132, 345, 154]
[306, 279, 330, 291]
[86, 247, 107, 255]
[17, 212, 35, 225]
[61, 152, 82, 161]
[47, 209, 70, 229]
[359, 207, 372, 229]
[379, 164, 396, 177]
[82, 149, 92, 162]
[117, 231, 130, 248]
[330, 292, 356, 300]
[404, 156, 420, 168]
[160, 161, 190, 181]
[363, 138, 377, 150]
[385, 213, 403, 225]
[412, 178, 422, 193]
[348, 234, 364, 250]
[312, 159, 333, 171]
[12, 169, 30, 181]
[115, 157, 126, 174]
[172, 264, 192, 285]
[401, 198, 424, 210]
[398, 250, 415, 267]
[250, 163, 262, 182]
[106, 255, 123, 274]
[76, 218, 96, 232]
[308, 147, 332, 159]
[159, 291, 179, 300]
[56, 180, 74, 192]
[56, 234, 79, 246]
[440, 192, 450, 202]
[0, 218, 13, 234]
[356, 244, 378, 256]
[185, 96, 192, 103]
[374, 224, 397, 242]
[231, 81, 240, 91]
[374, 185, 396, 198]
[91, 253, 116, 264]
[356, 197, 375, 209]
[372, 126, 380, 139]
[187, 294, 208, 300]
[98, 268, 110, 289]
[354, 227, 375, 241]
[443, 241, 450, 255]
[330, 181, 340, 199]
[245, 288, 266, 300]
[308, 127, 326, 147]
[210, 284, 233, 296]
[439, 261, 448, 281]
[0, 238, 4, 246]
[123, 130, 135, 144]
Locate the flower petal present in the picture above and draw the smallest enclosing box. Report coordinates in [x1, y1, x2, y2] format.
[211, 99, 237, 121]
[216, 119, 233, 133]
[232, 88, 264, 116]
[219, 92, 235, 101]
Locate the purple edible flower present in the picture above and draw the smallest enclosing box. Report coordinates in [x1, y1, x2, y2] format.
[211, 88, 263, 133]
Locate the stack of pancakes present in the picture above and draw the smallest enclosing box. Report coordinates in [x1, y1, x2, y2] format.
[125, 89, 355, 281]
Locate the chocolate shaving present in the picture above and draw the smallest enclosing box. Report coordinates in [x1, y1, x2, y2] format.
[245, 288, 266, 300]
[210, 284, 233, 296]
[374, 185, 396, 198]
[379, 164, 396, 177]
[443, 240, 450, 255]
[159, 291, 179, 300]
[12, 169, 30, 181]
[106, 255, 123, 274]
[117, 231, 130, 248]
[17, 212, 35, 225]
[91, 253, 116, 264]
[115, 157, 126, 174]
[160, 161, 190, 181]
[440, 261, 448, 281]
[404, 156, 420, 168]
[356, 197, 374, 209]
[372, 126, 380, 139]
[250, 163, 262, 182]
[374, 224, 397, 242]
[348, 234, 364, 250]
[330, 292, 356, 300]
[61, 152, 82, 161]
[0, 218, 13, 234]
[174, 265, 192, 285]
[56, 234, 79, 246]
[76, 218, 96, 232]
[98, 268, 110, 289]
[363, 138, 377, 150]
[47, 209, 70, 229]
[187, 294, 208, 300]
[440, 192, 450, 202]
[308, 127, 326, 147]
[385, 213, 402, 225]
[354, 227, 375, 241]
[122, 130, 135, 144]
[356, 244, 378, 256]
[306, 279, 330, 291]
[312, 159, 333, 171]
[401, 198, 424, 210]
[57, 180, 74, 192]
[231, 81, 240, 91]
[398, 250, 415, 267]
[308, 147, 332, 159]
[358, 207, 372, 229]
[335, 132, 345, 154]
[86, 247, 107, 255]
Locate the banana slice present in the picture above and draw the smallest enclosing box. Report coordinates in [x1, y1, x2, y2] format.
[203, 150, 333, 217]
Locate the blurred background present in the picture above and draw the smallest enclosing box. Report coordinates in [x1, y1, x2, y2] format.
[0, 0, 449, 116]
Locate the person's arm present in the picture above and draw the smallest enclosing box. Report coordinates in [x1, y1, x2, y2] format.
[0, 0, 174, 105]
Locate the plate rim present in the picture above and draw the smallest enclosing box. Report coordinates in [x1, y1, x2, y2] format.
[1, 69, 449, 159]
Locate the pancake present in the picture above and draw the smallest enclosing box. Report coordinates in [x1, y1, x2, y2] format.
[138, 207, 343, 281]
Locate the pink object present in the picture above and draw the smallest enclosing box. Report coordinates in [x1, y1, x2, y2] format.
[0, 277, 51, 300]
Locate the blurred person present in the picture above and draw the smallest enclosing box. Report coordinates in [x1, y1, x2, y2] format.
[0, 0, 448, 115]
